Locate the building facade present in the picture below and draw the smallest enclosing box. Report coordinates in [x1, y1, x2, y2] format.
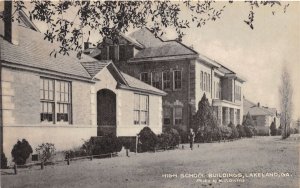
[91, 28, 245, 131]
[0, 4, 165, 161]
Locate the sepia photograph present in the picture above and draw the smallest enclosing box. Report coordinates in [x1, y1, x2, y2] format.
[0, 0, 299, 187]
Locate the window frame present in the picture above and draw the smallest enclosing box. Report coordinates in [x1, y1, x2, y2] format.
[40, 77, 72, 125]
[162, 71, 171, 90]
[133, 93, 149, 126]
[173, 70, 182, 90]
[152, 71, 162, 89]
[174, 106, 183, 125]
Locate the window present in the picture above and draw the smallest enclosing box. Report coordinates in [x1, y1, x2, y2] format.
[174, 70, 182, 90]
[119, 45, 126, 61]
[152, 72, 161, 89]
[134, 94, 149, 125]
[208, 74, 211, 92]
[204, 72, 207, 91]
[40, 78, 72, 124]
[56, 81, 71, 122]
[163, 71, 171, 90]
[174, 107, 183, 125]
[40, 78, 54, 122]
[140, 72, 151, 85]
[235, 85, 241, 101]
[163, 107, 171, 125]
[200, 71, 203, 90]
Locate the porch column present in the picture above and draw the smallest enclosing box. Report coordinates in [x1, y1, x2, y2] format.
[225, 107, 230, 126]
[217, 106, 222, 126]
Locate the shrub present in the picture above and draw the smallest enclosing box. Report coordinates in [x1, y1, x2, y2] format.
[158, 128, 180, 149]
[36, 143, 56, 163]
[1, 152, 8, 169]
[174, 127, 188, 144]
[236, 124, 246, 138]
[89, 134, 122, 155]
[228, 122, 239, 139]
[11, 139, 33, 165]
[256, 128, 270, 136]
[138, 127, 158, 152]
[270, 122, 277, 136]
[277, 128, 282, 136]
[220, 126, 232, 140]
[244, 125, 254, 138]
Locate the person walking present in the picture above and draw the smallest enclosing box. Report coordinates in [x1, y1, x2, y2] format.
[188, 128, 195, 150]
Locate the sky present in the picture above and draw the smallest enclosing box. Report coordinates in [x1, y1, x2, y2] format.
[162, 1, 300, 120]
[1, 1, 299, 120]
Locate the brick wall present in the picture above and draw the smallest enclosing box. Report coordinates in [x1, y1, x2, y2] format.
[122, 59, 192, 131]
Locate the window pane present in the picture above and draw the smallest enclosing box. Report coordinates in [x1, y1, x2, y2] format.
[140, 111, 147, 125]
[134, 111, 139, 125]
[134, 94, 139, 110]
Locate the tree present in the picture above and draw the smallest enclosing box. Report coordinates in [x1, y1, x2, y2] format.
[279, 67, 293, 139]
[270, 121, 277, 136]
[242, 112, 255, 137]
[0, 1, 288, 57]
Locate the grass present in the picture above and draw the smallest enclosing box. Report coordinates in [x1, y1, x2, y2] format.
[1, 135, 299, 188]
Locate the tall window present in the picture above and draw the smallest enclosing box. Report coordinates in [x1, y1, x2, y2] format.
[134, 94, 149, 125]
[40, 78, 54, 122]
[208, 73, 211, 92]
[140, 72, 150, 85]
[57, 81, 71, 122]
[204, 72, 207, 91]
[152, 72, 161, 89]
[40, 78, 71, 124]
[174, 70, 182, 90]
[235, 85, 241, 101]
[163, 107, 171, 125]
[174, 107, 183, 125]
[163, 71, 171, 90]
[200, 71, 203, 90]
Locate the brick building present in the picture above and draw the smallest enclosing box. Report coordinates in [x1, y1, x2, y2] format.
[90, 28, 245, 131]
[0, 4, 165, 161]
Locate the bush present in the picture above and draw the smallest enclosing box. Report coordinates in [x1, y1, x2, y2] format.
[228, 122, 239, 139]
[119, 137, 137, 152]
[256, 128, 270, 136]
[236, 124, 246, 138]
[270, 122, 277, 136]
[220, 126, 232, 140]
[36, 143, 56, 163]
[138, 127, 158, 152]
[11, 139, 33, 165]
[277, 128, 282, 136]
[158, 128, 180, 149]
[174, 127, 188, 144]
[244, 125, 254, 138]
[89, 134, 122, 155]
[1, 152, 8, 169]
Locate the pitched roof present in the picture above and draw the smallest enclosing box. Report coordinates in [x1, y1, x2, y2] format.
[81, 61, 166, 96]
[127, 28, 197, 60]
[243, 98, 275, 116]
[121, 72, 166, 96]
[0, 26, 94, 79]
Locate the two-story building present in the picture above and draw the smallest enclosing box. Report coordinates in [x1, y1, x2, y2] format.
[1, 2, 165, 161]
[89, 28, 245, 131]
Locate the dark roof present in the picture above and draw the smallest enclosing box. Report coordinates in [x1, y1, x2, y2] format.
[127, 28, 197, 60]
[0, 26, 94, 79]
[121, 72, 166, 95]
[81, 61, 166, 96]
[81, 60, 111, 78]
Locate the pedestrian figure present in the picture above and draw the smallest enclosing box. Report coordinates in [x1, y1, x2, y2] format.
[188, 128, 195, 150]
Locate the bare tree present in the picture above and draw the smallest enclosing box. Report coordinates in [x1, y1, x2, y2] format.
[279, 67, 293, 139]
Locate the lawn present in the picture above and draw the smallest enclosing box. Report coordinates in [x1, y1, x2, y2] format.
[1, 135, 299, 188]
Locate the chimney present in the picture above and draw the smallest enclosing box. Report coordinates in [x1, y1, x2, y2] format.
[257, 102, 260, 107]
[84, 42, 89, 50]
[3, 1, 19, 45]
